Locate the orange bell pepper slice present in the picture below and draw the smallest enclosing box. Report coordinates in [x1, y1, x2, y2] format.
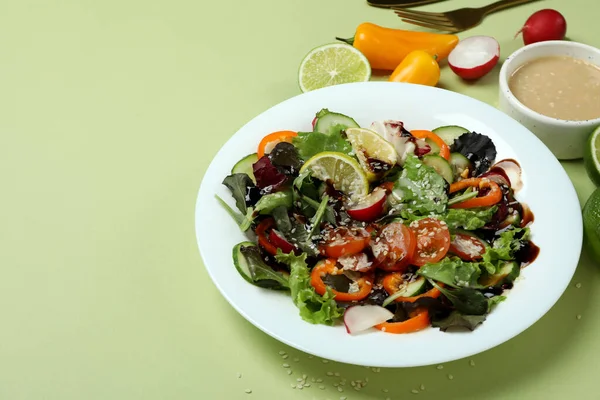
[375, 309, 430, 334]
[310, 258, 373, 302]
[257, 130, 298, 158]
[410, 130, 450, 160]
[449, 178, 502, 209]
[382, 273, 442, 303]
[255, 218, 278, 256]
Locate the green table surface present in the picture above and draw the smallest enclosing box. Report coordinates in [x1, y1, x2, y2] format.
[1, 0, 598, 399]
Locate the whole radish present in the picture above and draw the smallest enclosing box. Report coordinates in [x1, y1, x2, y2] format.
[517, 9, 567, 45]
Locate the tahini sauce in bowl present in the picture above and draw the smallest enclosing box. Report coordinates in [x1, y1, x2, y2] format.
[509, 56, 600, 121]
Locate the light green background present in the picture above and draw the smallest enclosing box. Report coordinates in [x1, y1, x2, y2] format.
[1, 0, 598, 399]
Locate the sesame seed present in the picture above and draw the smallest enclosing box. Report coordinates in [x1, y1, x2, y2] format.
[282, 354, 289, 359]
[302, 374, 307, 380]
[576, 282, 582, 289]
[382, 389, 389, 393]
[351, 381, 356, 387]
[340, 396, 347, 400]
[297, 378, 303, 382]
[294, 358, 299, 362]
[317, 378, 323, 383]
[577, 314, 582, 320]
[319, 385, 326, 390]
[334, 372, 340, 377]
[365, 377, 369, 383]
[420, 384, 425, 391]
[287, 370, 292, 375]
[311, 377, 316, 383]
[470, 360, 475, 367]
[308, 355, 314, 359]
[437, 365, 444, 370]
[412, 389, 420, 394]
[291, 384, 296, 389]
[283, 363, 290, 368]
[245, 389, 252, 394]
[338, 387, 344, 392]
[334, 383, 339, 387]
[448, 374, 454, 380]
[279, 351, 286, 355]
[305, 383, 311, 387]
[237, 372, 242, 378]
[327, 372, 334, 376]
[297, 385, 303, 390]
[322, 359, 329, 364]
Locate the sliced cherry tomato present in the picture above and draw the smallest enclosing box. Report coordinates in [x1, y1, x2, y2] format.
[374, 309, 430, 334]
[382, 272, 442, 303]
[257, 130, 298, 158]
[370, 222, 417, 272]
[255, 218, 278, 255]
[320, 227, 370, 258]
[268, 229, 296, 254]
[409, 218, 451, 267]
[310, 258, 373, 302]
[449, 233, 486, 261]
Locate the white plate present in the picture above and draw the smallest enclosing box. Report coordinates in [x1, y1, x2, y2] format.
[195, 82, 582, 368]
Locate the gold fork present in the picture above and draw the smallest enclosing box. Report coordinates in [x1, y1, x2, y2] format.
[393, 0, 541, 32]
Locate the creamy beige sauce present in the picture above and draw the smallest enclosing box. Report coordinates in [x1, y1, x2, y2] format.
[509, 56, 600, 121]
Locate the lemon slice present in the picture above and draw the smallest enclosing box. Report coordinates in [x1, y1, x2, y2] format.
[345, 127, 398, 182]
[300, 152, 369, 201]
[584, 126, 600, 187]
[298, 43, 371, 93]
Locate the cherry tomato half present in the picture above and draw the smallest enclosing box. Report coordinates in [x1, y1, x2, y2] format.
[370, 222, 416, 272]
[409, 218, 451, 267]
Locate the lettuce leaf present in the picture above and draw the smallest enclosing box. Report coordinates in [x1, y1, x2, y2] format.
[393, 154, 448, 215]
[482, 227, 530, 273]
[275, 251, 343, 325]
[292, 131, 352, 161]
[418, 257, 483, 288]
[442, 207, 497, 230]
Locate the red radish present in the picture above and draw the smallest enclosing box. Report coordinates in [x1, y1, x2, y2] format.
[346, 187, 386, 221]
[343, 305, 394, 334]
[516, 9, 567, 45]
[268, 229, 296, 254]
[448, 36, 500, 80]
[311, 116, 317, 129]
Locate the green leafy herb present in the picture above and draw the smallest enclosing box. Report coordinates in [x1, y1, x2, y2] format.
[275, 251, 343, 325]
[292, 131, 352, 161]
[393, 154, 448, 215]
[442, 207, 497, 230]
[222, 173, 255, 214]
[239, 245, 289, 289]
[431, 311, 486, 332]
[418, 257, 483, 288]
[255, 190, 293, 215]
[429, 280, 488, 315]
[271, 206, 292, 234]
[292, 171, 336, 224]
[487, 295, 506, 312]
[215, 195, 246, 226]
[482, 227, 530, 273]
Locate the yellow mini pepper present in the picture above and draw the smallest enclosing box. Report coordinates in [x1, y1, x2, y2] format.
[388, 50, 440, 87]
[337, 22, 459, 71]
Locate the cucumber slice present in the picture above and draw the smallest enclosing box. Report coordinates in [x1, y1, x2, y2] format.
[425, 137, 441, 154]
[314, 110, 359, 135]
[432, 125, 470, 146]
[480, 261, 520, 287]
[232, 241, 258, 284]
[396, 276, 427, 297]
[423, 154, 454, 184]
[382, 276, 427, 307]
[449, 152, 472, 179]
[498, 210, 522, 229]
[232, 153, 258, 183]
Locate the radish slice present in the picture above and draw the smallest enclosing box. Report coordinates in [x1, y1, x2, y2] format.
[448, 36, 500, 80]
[343, 305, 394, 334]
[347, 187, 387, 221]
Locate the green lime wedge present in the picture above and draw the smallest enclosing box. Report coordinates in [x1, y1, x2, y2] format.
[300, 151, 369, 201]
[583, 188, 600, 262]
[584, 125, 600, 186]
[298, 43, 371, 93]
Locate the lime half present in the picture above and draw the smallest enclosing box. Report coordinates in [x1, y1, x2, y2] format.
[583, 188, 600, 262]
[300, 152, 369, 201]
[584, 126, 600, 186]
[345, 127, 398, 182]
[298, 43, 371, 93]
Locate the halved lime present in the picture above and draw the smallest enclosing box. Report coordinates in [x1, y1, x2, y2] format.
[345, 127, 398, 182]
[300, 152, 369, 201]
[583, 188, 600, 262]
[298, 43, 371, 93]
[584, 126, 600, 187]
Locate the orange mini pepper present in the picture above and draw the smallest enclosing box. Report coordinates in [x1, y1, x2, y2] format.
[337, 22, 458, 71]
[449, 178, 503, 209]
[310, 258, 373, 302]
[389, 51, 440, 87]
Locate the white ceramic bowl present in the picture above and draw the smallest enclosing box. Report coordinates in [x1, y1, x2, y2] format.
[499, 41, 600, 160]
